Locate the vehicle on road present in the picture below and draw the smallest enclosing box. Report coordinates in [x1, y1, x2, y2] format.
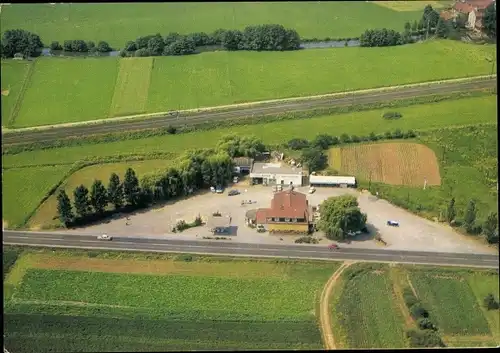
[228, 189, 240, 196]
[328, 243, 340, 250]
[387, 220, 400, 227]
[97, 234, 112, 241]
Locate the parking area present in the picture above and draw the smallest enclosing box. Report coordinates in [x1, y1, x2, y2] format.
[58, 184, 495, 254]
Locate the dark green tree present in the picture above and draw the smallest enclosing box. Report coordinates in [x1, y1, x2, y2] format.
[123, 168, 141, 206]
[163, 37, 196, 55]
[482, 2, 497, 37]
[287, 138, 310, 150]
[107, 172, 124, 209]
[90, 179, 108, 214]
[97, 40, 112, 52]
[435, 18, 449, 38]
[56, 189, 74, 226]
[411, 20, 418, 33]
[317, 195, 368, 240]
[463, 199, 477, 233]
[312, 134, 337, 149]
[484, 293, 499, 310]
[482, 212, 499, 244]
[146, 34, 163, 55]
[404, 21, 411, 34]
[50, 41, 62, 50]
[301, 147, 327, 172]
[445, 197, 456, 224]
[1, 29, 43, 58]
[73, 184, 91, 218]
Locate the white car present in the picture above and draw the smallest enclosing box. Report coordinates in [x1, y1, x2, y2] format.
[308, 187, 316, 194]
[97, 234, 113, 241]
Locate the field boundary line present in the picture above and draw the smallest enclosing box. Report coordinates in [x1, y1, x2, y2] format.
[389, 267, 416, 330]
[2, 75, 496, 134]
[7, 60, 36, 127]
[406, 273, 419, 299]
[319, 261, 355, 350]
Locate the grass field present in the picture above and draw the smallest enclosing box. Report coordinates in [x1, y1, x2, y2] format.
[331, 142, 441, 186]
[2, 40, 497, 128]
[27, 159, 173, 229]
[0, 2, 422, 48]
[3, 248, 338, 351]
[369, 124, 498, 223]
[14, 58, 118, 127]
[2, 165, 73, 228]
[409, 270, 492, 336]
[372, 1, 448, 12]
[0, 61, 33, 126]
[109, 58, 153, 117]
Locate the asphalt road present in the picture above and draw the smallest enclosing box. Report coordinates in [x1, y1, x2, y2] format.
[2, 78, 496, 146]
[3, 231, 499, 268]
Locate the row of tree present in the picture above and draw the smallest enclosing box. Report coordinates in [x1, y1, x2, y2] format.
[1, 29, 43, 58]
[50, 40, 112, 53]
[57, 135, 267, 226]
[121, 24, 301, 57]
[444, 198, 498, 244]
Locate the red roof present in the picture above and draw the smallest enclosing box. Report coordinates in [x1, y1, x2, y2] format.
[466, 0, 494, 9]
[256, 190, 310, 222]
[454, 1, 474, 13]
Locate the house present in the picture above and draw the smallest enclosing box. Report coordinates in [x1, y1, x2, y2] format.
[450, 0, 495, 30]
[233, 157, 254, 174]
[250, 162, 303, 186]
[309, 175, 357, 188]
[255, 190, 311, 233]
[207, 214, 231, 235]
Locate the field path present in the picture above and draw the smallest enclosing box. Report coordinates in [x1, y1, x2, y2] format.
[319, 261, 355, 350]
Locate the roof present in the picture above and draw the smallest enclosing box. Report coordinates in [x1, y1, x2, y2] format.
[466, 0, 495, 9]
[250, 162, 303, 176]
[261, 190, 309, 219]
[245, 209, 257, 220]
[440, 10, 455, 20]
[233, 157, 254, 167]
[207, 215, 231, 229]
[454, 1, 474, 12]
[310, 175, 356, 185]
[256, 208, 268, 224]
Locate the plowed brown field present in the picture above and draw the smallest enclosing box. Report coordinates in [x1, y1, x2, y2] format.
[336, 142, 441, 186]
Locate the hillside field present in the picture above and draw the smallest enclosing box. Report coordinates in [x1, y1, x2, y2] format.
[0, 2, 422, 48]
[1, 40, 496, 128]
[3, 248, 337, 351]
[2, 94, 497, 229]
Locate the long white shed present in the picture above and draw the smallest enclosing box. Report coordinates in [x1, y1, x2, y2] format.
[309, 175, 356, 187]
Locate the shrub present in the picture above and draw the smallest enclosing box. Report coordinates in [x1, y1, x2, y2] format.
[50, 41, 62, 50]
[410, 303, 429, 319]
[287, 138, 310, 150]
[193, 214, 203, 226]
[384, 131, 393, 139]
[177, 254, 193, 262]
[368, 132, 378, 141]
[167, 125, 177, 134]
[418, 318, 438, 331]
[340, 133, 351, 143]
[295, 236, 319, 244]
[406, 329, 445, 347]
[392, 129, 403, 139]
[484, 293, 499, 310]
[383, 111, 403, 119]
[351, 135, 361, 143]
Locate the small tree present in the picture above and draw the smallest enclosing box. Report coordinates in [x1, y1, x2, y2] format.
[445, 198, 456, 224]
[90, 179, 108, 214]
[463, 199, 477, 233]
[482, 212, 499, 244]
[411, 20, 418, 34]
[435, 18, 449, 38]
[56, 189, 74, 226]
[50, 41, 62, 51]
[301, 148, 327, 172]
[107, 173, 124, 209]
[482, 2, 496, 38]
[73, 184, 91, 218]
[484, 293, 499, 310]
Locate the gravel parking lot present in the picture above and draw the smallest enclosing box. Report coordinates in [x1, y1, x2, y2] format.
[59, 184, 495, 254]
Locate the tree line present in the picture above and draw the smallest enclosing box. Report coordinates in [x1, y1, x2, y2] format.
[1, 29, 43, 58]
[57, 135, 266, 227]
[50, 39, 112, 53]
[121, 24, 301, 57]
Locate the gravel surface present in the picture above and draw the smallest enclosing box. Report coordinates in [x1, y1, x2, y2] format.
[57, 184, 495, 254]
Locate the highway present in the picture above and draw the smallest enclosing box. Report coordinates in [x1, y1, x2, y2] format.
[2, 78, 496, 146]
[3, 231, 499, 268]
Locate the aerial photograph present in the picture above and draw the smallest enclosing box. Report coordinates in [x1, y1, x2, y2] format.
[1, 0, 498, 351]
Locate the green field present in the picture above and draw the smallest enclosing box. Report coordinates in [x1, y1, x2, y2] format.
[2, 40, 497, 128]
[4, 248, 338, 351]
[0, 2, 423, 48]
[2, 165, 73, 228]
[409, 270, 492, 336]
[331, 264, 407, 348]
[109, 57, 153, 117]
[0, 61, 33, 126]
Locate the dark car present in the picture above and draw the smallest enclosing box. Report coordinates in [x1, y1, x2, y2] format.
[387, 220, 399, 227]
[228, 189, 240, 196]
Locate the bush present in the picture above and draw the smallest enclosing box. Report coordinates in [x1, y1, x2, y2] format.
[177, 254, 193, 262]
[287, 138, 310, 150]
[384, 131, 393, 140]
[484, 293, 499, 310]
[193, 214, 203, 226]
[167, 125, 177, 134]
[418, 318, 438, 331]
[406, 329, 445, 347]
[351, 135, 360, 143]
[339, 133, 351, 143]
[392, 129, 403, 139]
[312, 134, 337, 149]
[295, 236, 319, 244]
[403, 293, 418, 308]
[50, 41, 62, 50]
[383, 111, 403, 119]
[410, 303, 429, 319]
[368, 132, 379, 141]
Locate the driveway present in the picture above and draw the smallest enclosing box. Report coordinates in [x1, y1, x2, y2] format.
[57, 184, 496, 254]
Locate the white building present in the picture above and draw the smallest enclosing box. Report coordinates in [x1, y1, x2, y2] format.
[309, 175, 356, 188]
[250, 162, 303, 186]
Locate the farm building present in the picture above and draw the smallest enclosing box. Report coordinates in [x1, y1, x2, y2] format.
[449, 0, 495, 30]
[250, 162, 303, 186]
[309, 175, 356, 188]
[207, 214, 232, 235]
[233, 157, 254, 174]
[255, 190, 312, 234]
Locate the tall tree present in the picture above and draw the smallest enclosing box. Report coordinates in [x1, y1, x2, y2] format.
[411, 20, 418, 33]
[73, 185, 91, 218]
[56, 189, 74, 226]
[318, 195, 368, 240]
[482, 212, 499, 244]
[435, 18, 449, 38]
[301, 148, 327, 172]
[482, 2, 497, 37]
[404, 21, 412, 35]
[446, 198, 456, 224]
[107, 173, 124, 209]
[90, 179, 108, 214]
[463, 199, 477, 233]
[123, 168, 141, 206]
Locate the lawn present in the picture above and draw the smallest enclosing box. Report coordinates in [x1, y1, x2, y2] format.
[4, 248, 338, 351]
[368, 124, 498, 223]
[27, 159, 173, 229]
[331, 264, 407, 348]
[4, 40, 498, 128]
[2, 165, 73, 228]
[13, 57, 118, 127]
[109, 57, 153, 117]
[0, 2, 422, 48]
[3, 94, 496, 168]
[0, 60, 33, 126]
[408, 270, 491, 336]
[371, 1, 448, 12]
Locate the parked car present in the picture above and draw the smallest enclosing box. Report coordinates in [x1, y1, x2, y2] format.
[228, 189, 240, 196]
[308, 186, 316, 194]
[97, 234, 112, 241]
[328, 243, 340, 250]
[387, 220, 399, 227]
[233, 176, 239, 183]
[257, 225, 266, 233]
[215, 187, 224, 194]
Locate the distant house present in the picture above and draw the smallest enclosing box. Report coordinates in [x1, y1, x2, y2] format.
[255, 190, 311, 233]
[309, 175, 356, 188]
[450, 0, 495, 30]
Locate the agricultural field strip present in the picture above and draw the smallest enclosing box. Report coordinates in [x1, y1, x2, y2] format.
[2, 75, 496, 138]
